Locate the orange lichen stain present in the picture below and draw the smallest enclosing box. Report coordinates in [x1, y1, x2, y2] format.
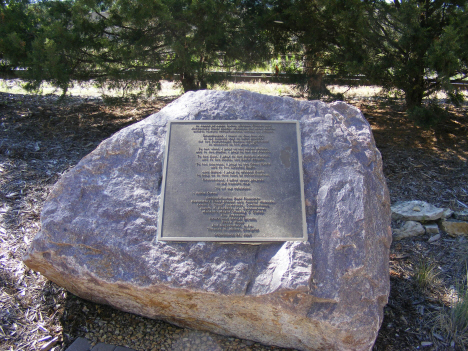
[237, 312, 261, 322]
[78, 245, 102, 254]
[146, 298, 170, 311]
[91, 257, 114, 278]
[186, 303, 198, 311]
[117, 284, 130, 290]
[342, 334, 364, 347]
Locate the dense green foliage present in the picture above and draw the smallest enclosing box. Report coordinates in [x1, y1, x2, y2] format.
[0, 0, 38, 73]
[1, 0, 467, 106]
[262, 0, 468, 105]
[260, 0, 367, 99]
[1, 0, 271, 95]
[358, 0, 468, 108]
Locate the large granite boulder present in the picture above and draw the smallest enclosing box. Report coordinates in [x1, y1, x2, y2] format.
[24, 90, 392, 351]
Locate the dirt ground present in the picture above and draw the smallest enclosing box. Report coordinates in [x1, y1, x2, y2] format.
[0, 90, 467, 351]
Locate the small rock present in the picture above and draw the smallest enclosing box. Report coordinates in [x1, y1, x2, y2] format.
[391, 201, 445, 221]
[424, 223, 439, 235]
[454, 209, 468, 221]
[421, 341, 433, 347]
[428, 234, 440, 242]
[393, 221, 425, 240]
[442, 208, 454, 219]
[440, 219, 468, 237]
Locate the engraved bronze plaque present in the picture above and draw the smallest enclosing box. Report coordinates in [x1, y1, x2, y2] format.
[157, 121, 307, 242]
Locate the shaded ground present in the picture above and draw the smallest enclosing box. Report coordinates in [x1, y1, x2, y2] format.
[0, 91, 467, 351]
[356, 100, 468, 351]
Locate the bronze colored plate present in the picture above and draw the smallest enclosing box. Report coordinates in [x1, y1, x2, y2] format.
[157, 121, 307, 242]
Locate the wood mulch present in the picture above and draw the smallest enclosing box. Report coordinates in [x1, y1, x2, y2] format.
[0, 91, 467, 351]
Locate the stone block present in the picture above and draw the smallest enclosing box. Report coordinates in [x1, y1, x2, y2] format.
[440, 219, 468, 237]
[424, 223, 439, 235]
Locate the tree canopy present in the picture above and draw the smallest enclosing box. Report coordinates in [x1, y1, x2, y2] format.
[357, 0, 468, 108]
[2, 0, 271, 95]
[1, 0, 467, 107]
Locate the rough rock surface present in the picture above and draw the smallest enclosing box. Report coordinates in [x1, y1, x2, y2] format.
[424, 224, 440, 235]
[393, 221, 425, 240]
[454, 210, 468, 221]
[428, 234, 441, 243]
[442, 208, 454, 219]
[391, 201, 445, 221]
[440, 219, 468, 237]
[24, 90, 392, 351]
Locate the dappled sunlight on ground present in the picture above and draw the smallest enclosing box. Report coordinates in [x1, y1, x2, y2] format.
[1, 82, 467, 350]
[2, 78, 467, 103]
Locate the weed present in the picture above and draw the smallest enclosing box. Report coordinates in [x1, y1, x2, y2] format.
[413, 259, 441, 292]
[447, 89, 465, 107]
[379, 88, 404, 105]
[431, 275, 468, 348]
[101, 94, 140, 106]
[452, 284, 468, 333]
[406, 102, 450, 128]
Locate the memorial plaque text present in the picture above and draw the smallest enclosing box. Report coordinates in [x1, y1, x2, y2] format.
[158, 121, 306, 242]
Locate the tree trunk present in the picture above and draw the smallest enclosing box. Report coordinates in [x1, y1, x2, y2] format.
[304, 50, 327, 100]
[404, 74, 424, 109]
[307, 72, 327, 100]
[181, 72, 198, 92]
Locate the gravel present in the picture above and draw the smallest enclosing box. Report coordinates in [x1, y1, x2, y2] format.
[67, 298, 288, 351]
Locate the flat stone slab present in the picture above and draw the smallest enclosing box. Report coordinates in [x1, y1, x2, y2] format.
[65, 338, 91, 351]
[24, 90, 392, 351]
[91, 344, 117, 351]
[391, 201, 445, 221]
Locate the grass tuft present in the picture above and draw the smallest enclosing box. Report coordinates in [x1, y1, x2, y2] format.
[413, 259, 442, 292]
[431, 275, 468, 347]
[406, 102, 451, 128]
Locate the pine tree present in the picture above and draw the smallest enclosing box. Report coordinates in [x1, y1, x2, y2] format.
[4, 0, 271, 95]
[357, 0, 468, 108]
[0, 0, 38, 74]
[262, 0, 366, 99]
